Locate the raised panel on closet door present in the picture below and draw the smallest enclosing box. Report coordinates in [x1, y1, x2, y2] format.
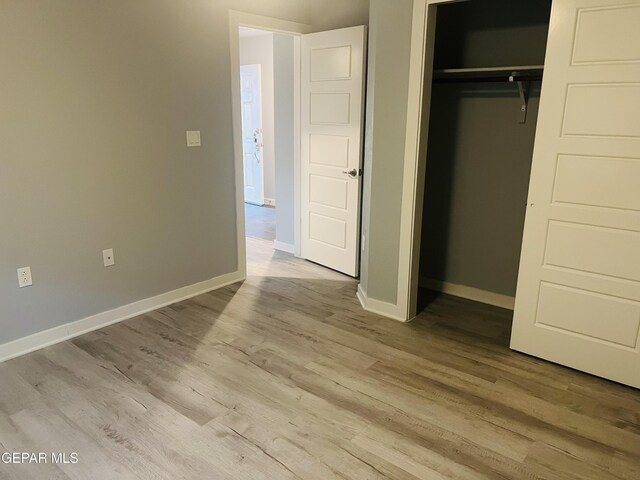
[511, 0, 640, 388]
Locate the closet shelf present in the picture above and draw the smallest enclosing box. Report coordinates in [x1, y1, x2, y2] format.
[432, 65, 544, 83]
[432, 65, 544, 124]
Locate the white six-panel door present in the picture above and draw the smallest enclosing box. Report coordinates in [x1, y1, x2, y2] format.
[511, 0, 640, 388]
[240, 64, 265, 206]
[301, 26, 366, 277]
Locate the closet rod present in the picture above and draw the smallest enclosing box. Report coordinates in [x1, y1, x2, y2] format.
[432, 74, 542, 84]
[431, 65, 544, 123]
[432, 65, 544, 84]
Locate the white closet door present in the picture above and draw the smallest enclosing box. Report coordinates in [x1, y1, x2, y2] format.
[511, 0, 640, 388]
[300, 26, 366, 277]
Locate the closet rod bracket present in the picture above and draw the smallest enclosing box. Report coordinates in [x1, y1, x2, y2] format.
[510, 73, 530, 124]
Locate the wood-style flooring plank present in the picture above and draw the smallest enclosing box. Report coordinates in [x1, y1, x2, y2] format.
[0, 236, 638, 479]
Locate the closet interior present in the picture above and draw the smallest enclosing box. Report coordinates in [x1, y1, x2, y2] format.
[418, 0, 552, 311]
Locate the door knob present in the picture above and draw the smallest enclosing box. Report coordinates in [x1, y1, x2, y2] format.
[342, 168, 358, 178]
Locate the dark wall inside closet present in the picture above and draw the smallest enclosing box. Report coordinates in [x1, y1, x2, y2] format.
[420, 0, 552, 298]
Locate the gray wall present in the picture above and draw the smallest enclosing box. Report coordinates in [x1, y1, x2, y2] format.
[420, 86, 541, 296]
[420, 0, 551, 297]
[0, 0, 368, 346]
[273, 34, 296, 247]
[360, 0, 414, 304]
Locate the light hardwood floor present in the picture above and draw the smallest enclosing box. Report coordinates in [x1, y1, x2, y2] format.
[0, 237, 638, 479]
[244, 203, 276, 242]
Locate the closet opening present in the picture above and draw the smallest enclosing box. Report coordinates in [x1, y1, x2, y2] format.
[417, 0, 552, 315]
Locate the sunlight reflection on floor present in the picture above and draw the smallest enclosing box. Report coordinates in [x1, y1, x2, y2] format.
[245, 236, 352, 282]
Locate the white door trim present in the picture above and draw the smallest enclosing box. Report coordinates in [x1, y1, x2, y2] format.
[394, 0, 459, 321]
[229, 11, 312, 278]
[358, 0, 446, 321]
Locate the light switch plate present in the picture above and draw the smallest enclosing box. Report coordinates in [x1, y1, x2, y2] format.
[186, 130, 201, 147]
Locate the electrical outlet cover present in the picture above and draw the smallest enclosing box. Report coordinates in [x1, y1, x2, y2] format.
[17, 267, 33, 288]
[103, 248, 115, 267]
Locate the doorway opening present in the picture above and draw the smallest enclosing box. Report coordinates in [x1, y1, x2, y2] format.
[230, 12, 367, 280]
[229, 11, 310, 280]
[238, 27, 297, 258]
[413, 0, 552, 320]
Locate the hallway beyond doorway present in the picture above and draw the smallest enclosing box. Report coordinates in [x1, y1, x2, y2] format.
[245, 203, 276, 242]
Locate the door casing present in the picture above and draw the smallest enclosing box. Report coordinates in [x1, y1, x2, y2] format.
[395, 0, 449, 321]
[229, 11, 311, 279]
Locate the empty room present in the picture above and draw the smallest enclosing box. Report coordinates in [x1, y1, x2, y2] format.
[1, 0, 639, 479]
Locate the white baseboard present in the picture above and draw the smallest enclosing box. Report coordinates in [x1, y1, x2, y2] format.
[263, 198, 276, 207]
[420, 277, 515, 310]
[357, 284, 409, 322]
[0, 270, 245, 364]
[274, 240, 295, 254]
